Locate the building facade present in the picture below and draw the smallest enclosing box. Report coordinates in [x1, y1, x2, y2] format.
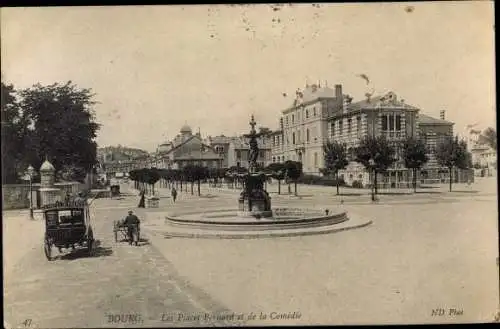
[272, 84, 472, 187]
[155, 125, 221, 169]
[271, 83, 344, 174]
[330, 91, 420, 187]
[205, 134, 272, 169]
[466, 128, 497, 177]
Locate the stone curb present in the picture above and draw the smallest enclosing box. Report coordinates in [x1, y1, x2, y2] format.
[142, 218, 373, 240]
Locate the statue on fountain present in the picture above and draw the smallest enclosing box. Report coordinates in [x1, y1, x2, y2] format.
[237, 115, 273, 219]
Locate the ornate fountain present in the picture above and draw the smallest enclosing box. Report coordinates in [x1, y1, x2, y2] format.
[152, 115, 373, 239]
[237, 115, 272, 218]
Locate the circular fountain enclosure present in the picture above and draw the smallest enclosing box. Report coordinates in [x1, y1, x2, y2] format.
[165, 207, 349, 231]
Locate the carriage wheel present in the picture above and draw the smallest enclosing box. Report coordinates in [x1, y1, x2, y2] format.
[44, 237, 53, 261]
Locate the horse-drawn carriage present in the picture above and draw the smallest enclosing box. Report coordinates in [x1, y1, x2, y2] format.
[42, 202, 95, 261]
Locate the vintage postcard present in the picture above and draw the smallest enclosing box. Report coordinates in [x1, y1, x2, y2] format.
[2, 2, 498, 327]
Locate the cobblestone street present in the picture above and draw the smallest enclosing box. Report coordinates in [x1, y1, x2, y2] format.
[3, 193, 238, 328]
[3, 178, 499, 327]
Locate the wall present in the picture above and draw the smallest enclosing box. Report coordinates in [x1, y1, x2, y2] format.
[2, 182, 86, 210]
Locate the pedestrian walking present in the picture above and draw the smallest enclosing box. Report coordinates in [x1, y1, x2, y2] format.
[138, 190, 145, 208]
[171, 186, 177, 203]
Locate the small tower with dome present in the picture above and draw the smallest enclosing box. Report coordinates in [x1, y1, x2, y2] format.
[40, 158, 56, 188]
[38, 157, 62, 206]
[180, 123, 193, 142]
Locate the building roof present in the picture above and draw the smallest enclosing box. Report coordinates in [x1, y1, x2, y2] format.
[40, 160, 55, 171]
[284, 84, 338, 112]
[180, 124, 192, 134]
[298, 85, 336, 103]
[418, 113, 454, 125]
[346, 92, 419, 111]
[208, 135, 235, 144]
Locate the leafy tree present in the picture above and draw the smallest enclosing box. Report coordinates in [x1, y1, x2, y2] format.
[479, 127, 496, 150]
[266, 163, 285, 194]
[401, 137, 429, 192]
[354, 136, 396, 200]
[182, 165, 196, 195]
[17, 81, 100, 181]
[322, 141, 349, 195]
[145, 168, 161, 195]
[1, 82, 26, 183]
[435, 136, 470, 191]
[284, 160, 303, 196]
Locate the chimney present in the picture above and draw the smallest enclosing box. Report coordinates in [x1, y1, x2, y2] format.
[335, 84, 342, 99]
[440, 110, 445, 120]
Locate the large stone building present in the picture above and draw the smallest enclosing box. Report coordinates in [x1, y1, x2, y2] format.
[271, 83, 472, 187]
[328, 91, 421, 187]
[271, 83, 345, 174]
[154, 125, 221, 169]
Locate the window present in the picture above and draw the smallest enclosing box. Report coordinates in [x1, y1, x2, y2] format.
[272, 156, 275, 163]
[331, 122, 335, 136]
[292, 132, 296, 144]
[314, 152, 318, 167]
[313, 107, 316, 116]
[389, 115, 395, 131]
[297, 130, 301, 143]
[348, 118, 352, 133]
[286, 116, 289, 125]
[306, 129, 310, 142]
[396, 115, 401, 130]
[292, 114, 295, 123]
[357, 116, 361, 131]
[236, 150, 241, 159]
[339, 120, 343, 134]
[306, 110, 309, 118]
[382, 115, 388, 130]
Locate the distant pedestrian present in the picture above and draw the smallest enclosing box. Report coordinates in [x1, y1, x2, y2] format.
[171, 187, 177, 203]
[138, 190, 145, 208]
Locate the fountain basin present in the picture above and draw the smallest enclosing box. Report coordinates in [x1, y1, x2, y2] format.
[165, 207, 348, 231]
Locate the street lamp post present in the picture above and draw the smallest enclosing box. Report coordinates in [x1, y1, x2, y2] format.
[368, 159, 376, 201]
[26, 165, 35, 220]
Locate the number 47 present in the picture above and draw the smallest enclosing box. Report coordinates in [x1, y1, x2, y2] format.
[22, 319, 32, 327]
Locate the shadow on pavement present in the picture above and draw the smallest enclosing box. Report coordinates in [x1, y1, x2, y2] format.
[414, 191, 443, 194]
[450, 190, 479, 194]
[56, 241, 113, 261]
[116, 238, 150, 246]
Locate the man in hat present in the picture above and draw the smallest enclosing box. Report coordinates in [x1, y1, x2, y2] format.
[123, 210, 140, 245]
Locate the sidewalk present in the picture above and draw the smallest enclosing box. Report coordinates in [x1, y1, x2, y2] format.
[3, 210, 45, 278]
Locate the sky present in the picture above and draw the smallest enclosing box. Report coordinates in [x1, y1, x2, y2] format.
[1, 2, 495, 152]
